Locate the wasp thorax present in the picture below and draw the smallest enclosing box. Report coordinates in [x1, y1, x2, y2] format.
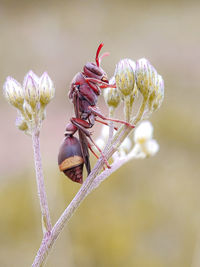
[58, 136, 84, 184]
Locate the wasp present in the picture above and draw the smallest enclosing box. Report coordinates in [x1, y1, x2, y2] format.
[58, 44, 133, 183]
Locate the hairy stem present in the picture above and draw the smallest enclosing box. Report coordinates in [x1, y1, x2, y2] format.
[32, 128, 52, 234]
[32, 124, 131, 266]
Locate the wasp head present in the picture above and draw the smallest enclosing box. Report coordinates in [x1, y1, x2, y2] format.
[83, 43, 109, 84]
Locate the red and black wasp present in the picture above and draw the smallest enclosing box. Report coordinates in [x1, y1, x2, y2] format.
[58, 43, 133, 184]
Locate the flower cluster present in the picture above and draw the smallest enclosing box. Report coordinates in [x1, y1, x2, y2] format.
[96, 120, 159, 160]
[101, 57, 164, 161]
[104, 58, 164, 123]
[3, 71, 55, 134]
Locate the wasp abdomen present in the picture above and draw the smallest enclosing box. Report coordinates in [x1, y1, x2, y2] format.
[58, 136, 84, 184]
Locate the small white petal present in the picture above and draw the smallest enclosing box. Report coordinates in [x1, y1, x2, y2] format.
[120, 137, 132, 152]
[134, 120, 153, 144]
[118, 149, 127, 158]
[144, 139, 159, 156]
[101, 125, 110, 140]
[129, 143, 146, 159]
[101, 125, 117, 140]
[95, 138, 105, 150]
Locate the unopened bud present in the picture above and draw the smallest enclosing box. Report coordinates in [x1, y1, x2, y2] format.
[39, 72, 55, 106]
[104, 77, 120, 109]
[135, 58, 156, 99]
[148, 74, 164, 112]
[3, 77, 24, 109]
[23, 102, 33, 119]
[15, 115, 28, 131]
[24, 71, 40, 109]
[115, 58, 135, 96]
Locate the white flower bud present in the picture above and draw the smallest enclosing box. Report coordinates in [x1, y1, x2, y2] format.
[15, 115, 28, 131]
[134, 121, 153, 144]
[39, 72, 55, 106]
[3, 77, 24, 109]
[23, 71, 40, 109]
[148, 74, 164, 112]
[23, 102, 33, 119]
[135, 58, 156, 99]
[115, 58, 135, 97]
[104, 78, 120, 109]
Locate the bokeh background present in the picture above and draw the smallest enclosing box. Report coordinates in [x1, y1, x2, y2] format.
[0, 0, 200, 266]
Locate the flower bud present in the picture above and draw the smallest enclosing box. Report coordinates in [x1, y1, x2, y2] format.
[135, 58, 156, 99]
[15, 115, 28, 131]
[23, 102, 33, 119]
[23, 71, 40, 109]
[39, 72, 55, 106]
[115, 58, 135, 96]
[148, 74, 164, 112]
[103, 77, 120, 109]
[3, 77, 24, 109]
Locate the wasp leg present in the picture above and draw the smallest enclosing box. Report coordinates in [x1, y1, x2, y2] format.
[88, 135, 111, 169]
[88, 143, 106, 171]
[89, 106, 135, 128]
[95, 118, 118, 131]
[71, 118, 111, 169]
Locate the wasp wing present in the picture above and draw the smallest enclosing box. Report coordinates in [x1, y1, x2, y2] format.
[73, 91, 91, 175]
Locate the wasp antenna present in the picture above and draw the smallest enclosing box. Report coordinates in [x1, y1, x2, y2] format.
[96, 43, 104, 67]
[99, 52, 109, 66]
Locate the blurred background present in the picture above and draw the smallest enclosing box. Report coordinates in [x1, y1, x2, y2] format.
[0, 0, 200, 266]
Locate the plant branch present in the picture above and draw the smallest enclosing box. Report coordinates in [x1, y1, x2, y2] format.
[32, 124, 132, 266]
[32, 128, 52, 234]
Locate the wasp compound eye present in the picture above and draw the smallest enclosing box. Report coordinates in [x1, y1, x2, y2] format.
[58, 136, 84, 184]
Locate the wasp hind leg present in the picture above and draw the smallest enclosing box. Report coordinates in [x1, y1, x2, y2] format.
[71, 118, 111, 169]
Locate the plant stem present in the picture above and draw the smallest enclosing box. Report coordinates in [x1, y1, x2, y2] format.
[32, 128, 52, 234]
[32, 117, 138, 267]
[32, 125, 131, 266]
